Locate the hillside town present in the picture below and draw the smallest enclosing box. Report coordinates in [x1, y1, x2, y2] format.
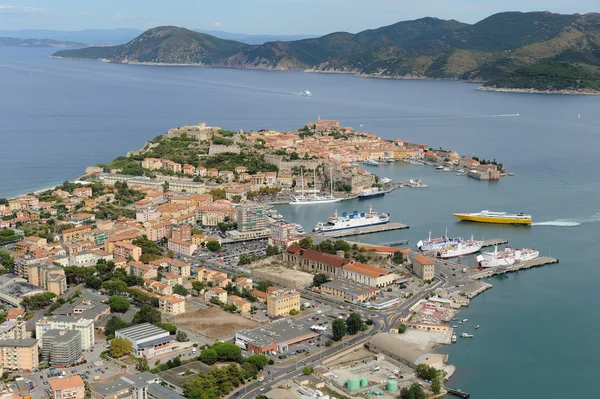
[0, 119, 501, 399]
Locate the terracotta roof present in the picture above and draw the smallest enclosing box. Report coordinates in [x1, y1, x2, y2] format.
[343, 262, 391, 278]
[62, 225, 92, 234]
[413, 254, 434, 265]
[48, 375, 84, 391]
[286, 245, 350, 268]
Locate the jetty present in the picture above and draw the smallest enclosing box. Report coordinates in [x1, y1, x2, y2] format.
[482, 238, 508, 247]
[317, 222, 409, 238]
[469, 256, 559, 280]
[380, 239, 409, 246]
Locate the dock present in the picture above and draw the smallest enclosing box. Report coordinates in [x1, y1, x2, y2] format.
[469, 256, 559, 280]
[482, 238, 508, 247]
[380, 239, 409, 246]
[317, 222, 409, 238]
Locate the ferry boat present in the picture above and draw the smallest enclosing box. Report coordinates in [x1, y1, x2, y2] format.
[453, 210, 532, 225]
[417, 230, 461, 252]
[313, 206, 390, 233]
[405, 179, 428, 188]
[476, 246, 539, 268]
[379, 177, 392, 184]
[437, 237, 483, 259]
[364, 159, 379, 166]
[358, 187, 385, 200]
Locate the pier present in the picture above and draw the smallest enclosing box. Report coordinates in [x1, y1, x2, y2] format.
[317, 222, 409, 238]
[469, 256, 559, 280]
[380, 239, 409, 246]
[482, 238, 508, 247]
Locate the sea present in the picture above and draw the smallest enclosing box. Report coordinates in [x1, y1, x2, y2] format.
[2, 47, 600, 397]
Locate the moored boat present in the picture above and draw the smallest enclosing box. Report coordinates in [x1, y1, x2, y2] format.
[460, 333, 473, 338]
[313, 206, 390, 233]
[453, 210, 532, 225]
[358, 187, 385, 199]
[437, 237, 483, 258]
[476, 246, 539, 268]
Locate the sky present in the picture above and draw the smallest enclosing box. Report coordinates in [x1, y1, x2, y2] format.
[0, 0, 596, 34]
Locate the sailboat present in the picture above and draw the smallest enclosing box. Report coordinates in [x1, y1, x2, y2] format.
[578, 113, 581, 120]
[289, 167, 342, 205]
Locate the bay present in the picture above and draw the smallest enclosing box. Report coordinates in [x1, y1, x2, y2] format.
[1, 47, 600, 397]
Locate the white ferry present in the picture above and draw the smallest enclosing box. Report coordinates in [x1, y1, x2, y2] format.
[476, 246, 539, 268]
[437, 236, 483, 259]
[417, 230, 462, 252]
[313, 206, 390, 233]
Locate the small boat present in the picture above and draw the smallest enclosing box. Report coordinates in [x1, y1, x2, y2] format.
[300, 90, 312, 97]
[451, 334, 457, 343]
[435, 165, 445, 171]
[452, 325, 458, 328]
[460, 333, 473, 338]
[457, 170, 467, 176]
[578, 113, 581, 120]
[462, 319, 468, 322]
[364, 159, 379, 166]
[452, 318, 458, 321]
[458, 321, 463, 324]
[475, 325, 480, 329]
[379, 177, 392, 184]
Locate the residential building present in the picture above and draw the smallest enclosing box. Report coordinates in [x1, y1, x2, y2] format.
[226, 295, 251, 313]
[225, 189, 247, 202]
[237, 206, 266, 232]
[171, 224, 191, 241]
[267, 288, 300, 317]
[136, 207, 161, 223]
[320, 280, 379, 303]
[0, 318, 26, 341]
[28, 262, 67, 295]
[0, 338, 38, 372]
[113, 241, 142, 262]
[158, 295, 186, 315]
[270, 222, 296, 247]
[48, 375, 85, 399]
[342, 263, 397, 287]
[167, 238, 197, 256]
[413, 254, 435, 281]
[73, 187, 92, 198]
[36, 315, 95, 350]
[67, 213, 96, 227]
[144, 280, 172, 295]
[204, 287, 227, 303]
[235, 277, 253, 292]
[115, 323, 171, 357]
[61, 226, 92, 243]
[145, 220, 171, 242]
[41, 329, 82, 367]
[122, 261, 157, 279]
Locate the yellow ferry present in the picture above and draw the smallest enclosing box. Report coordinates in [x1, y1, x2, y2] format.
[453, 210, 532, 225]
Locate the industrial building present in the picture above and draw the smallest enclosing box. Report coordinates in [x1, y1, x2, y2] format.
[115, 323, 171, 357]
[0, 272, 46, 307]
[41, 329, 82, 367]
[235, 319, 320, 354]
[320, 280, 379, 303]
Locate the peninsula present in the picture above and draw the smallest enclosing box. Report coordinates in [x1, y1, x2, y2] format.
[52, 11, 600, 94]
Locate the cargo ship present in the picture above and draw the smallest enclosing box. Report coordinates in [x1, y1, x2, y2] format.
[313, 206, 390, 233]
[453, 210, 532, 225]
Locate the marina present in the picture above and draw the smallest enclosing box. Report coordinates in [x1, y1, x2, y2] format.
[315, 222, 409, 238]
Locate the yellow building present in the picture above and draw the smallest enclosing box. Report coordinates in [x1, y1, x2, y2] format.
[267, 288, 300, 317]
[413, 254, 435, 281]
[159, 295, 186, 315]
[0, 338, 39, 373]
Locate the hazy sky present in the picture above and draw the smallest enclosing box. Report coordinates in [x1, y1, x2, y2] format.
[0, 0, 596, 34]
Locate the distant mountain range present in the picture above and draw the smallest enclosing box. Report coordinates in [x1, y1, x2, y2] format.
[0, 28, 317, 46]
[0, 37, 83, 48]
[51, 12, 600, 93]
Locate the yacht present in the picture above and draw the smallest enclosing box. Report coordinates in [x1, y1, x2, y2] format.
[364, 159, 379, 166]
[300, 90, 312, 97]
[405, 179, 428, 188]
[451, 334, 457, 343]
[460, 333, 473, 338]
[290, 167, 341, 205]
[379, 177, 392, 184]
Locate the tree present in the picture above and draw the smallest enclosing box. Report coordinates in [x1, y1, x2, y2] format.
[265, 245, 280, 256]
[108, 295, 130, 313]
[298, 236, 313, 249]
[136, 357, 150, 372]
[191, 281, 204, 292]
[20, 292, 56, 311]
[199, 348, 218, 365]
[156, 322, 178, 335]
[312, 273, 329, 287]
[172, 284, 189, 296]
[206, 241, 221, 252]
[105, 316, 129, 337]
[397, 324, 407, 334]
[302, 367, 314, 375]
[345, 312, 364, 335]
[213, 342, 242, 362]
[110, 337, 132, 358]
[289, 308, 299, 315]
[102, 279, 129, 296]
[416, 364, 438, 381]
[393, 251, 404, 265]
[176, 330, 189, 342]
[133, 305, 161, 325]
[237, 254, 252, 265]
[245, 354, 268, 371]
[256, 280, 273, 292]
[332, 319, 346, 341]
[85, 276, 103, 290]
[400, 383, 427, 399]
[431, 370, 442, 394]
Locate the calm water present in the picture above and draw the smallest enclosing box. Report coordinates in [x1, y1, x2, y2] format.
[2, 47, 600, 397]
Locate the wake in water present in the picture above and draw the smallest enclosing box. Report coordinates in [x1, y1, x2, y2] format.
[532, 211, 600, 227]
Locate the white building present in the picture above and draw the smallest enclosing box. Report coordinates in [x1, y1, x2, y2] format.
[35, 315, 95, 350]
[115, 323, 171, 357]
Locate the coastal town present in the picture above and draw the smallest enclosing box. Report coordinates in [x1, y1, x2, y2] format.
[0, 119, 548, 399]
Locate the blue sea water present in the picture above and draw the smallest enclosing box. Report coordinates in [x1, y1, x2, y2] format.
[1, 47, 600, 397]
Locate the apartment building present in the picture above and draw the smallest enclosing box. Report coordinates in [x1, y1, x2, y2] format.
[28, 262, 68, 295]
[0, 338, 38, 373]
[167, 238, 197, 256]
[61, 225, 92, 243]
[48, 375, 85, 399]
[113, 241, 142, 262]
[36, 315, 95, 350]
[42, 329, 82, 367]
[267, 288, 300, 317]
[158, 295, 186, 315]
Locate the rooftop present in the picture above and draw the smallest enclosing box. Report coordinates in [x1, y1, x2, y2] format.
[343, 262, 391, 278]
[158, 361, 212, 388]
[237, 318, 319, 349]
[48, 375, 84, 391]
[148, 383, 186, 399]
[286, 245, 350, 268]
[321, 279, 378, 297]
[120, 372, 158, 388]
[0, 338, 37, 347]
[116, 323, 169, 342]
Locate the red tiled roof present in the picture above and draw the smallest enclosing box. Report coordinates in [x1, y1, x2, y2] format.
[343, 262, 390, 278]
[286, 245, 349, 268]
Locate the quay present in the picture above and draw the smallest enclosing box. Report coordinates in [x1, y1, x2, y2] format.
[380, 239, 409, 246]
[482, 238, 508, 247]
[469, 256, 559, 280]
[317, 222, 409, 238]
